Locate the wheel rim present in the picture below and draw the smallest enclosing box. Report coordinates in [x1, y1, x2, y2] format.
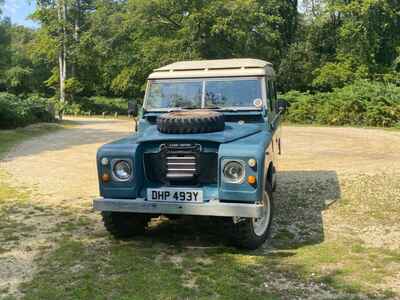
[252, 191, 271, 236]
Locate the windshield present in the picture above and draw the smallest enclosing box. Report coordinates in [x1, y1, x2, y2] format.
[145, 78, 263, 110]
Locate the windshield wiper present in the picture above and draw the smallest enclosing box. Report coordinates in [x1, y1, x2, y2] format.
[205, 106, 242, 111]
[204, 105, 222, 109]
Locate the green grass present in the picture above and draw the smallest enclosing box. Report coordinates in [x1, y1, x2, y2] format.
[0, 122, 64, 251]
[20, 238, 278, 300]
[284, 241, 399, 295]
[3, 171, 398, 299]
[0, 170, 32, 248]
[0, 171, 27, 201]
[18, 213, 400, 300]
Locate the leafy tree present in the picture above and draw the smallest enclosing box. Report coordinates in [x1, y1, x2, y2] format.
[4, 66, 33, 94]
[278, 41, 317, 92]
[302, 0, 400, 90]
[0, 6, 12, 91]
[32, 0, 93, 110]
[1, 0, 400, 103]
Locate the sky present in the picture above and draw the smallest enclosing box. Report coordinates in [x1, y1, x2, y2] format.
[2, 0, 38, 28]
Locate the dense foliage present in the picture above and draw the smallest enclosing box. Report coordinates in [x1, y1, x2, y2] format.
[0, 93, 55, 129]
[64, 96, 128, 115]
[282, 80, 400, 127]
[0, 0, 399, 127]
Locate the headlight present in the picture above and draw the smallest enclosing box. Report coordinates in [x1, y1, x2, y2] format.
[223, 160, 245, 183]
[112, 160, 132, 181]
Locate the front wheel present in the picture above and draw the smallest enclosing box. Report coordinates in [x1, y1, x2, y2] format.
[231, 182, 274, 250]
[101, 212, 149, 238]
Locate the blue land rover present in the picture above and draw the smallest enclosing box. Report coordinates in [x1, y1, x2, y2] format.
[93, 59, 287, 249]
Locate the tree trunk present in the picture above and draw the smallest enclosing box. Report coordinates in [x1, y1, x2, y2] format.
[74, 0, 80, 46]
[71, 0, 80, 100]
[58, 0, 67, 119]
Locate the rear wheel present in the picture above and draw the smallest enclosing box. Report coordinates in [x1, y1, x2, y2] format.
[231, 182, 274, 250]
[101, 212, 149, 238]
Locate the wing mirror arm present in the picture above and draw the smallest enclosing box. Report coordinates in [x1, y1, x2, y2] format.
[128, 100, 141, 132]
[128, 100, 138, 117]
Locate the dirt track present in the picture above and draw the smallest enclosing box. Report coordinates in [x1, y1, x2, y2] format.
[281, 126, 400, 174]
[1, 118, 399, 298]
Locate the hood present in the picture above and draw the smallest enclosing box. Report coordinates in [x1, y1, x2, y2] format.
[136, 122, 262, 144]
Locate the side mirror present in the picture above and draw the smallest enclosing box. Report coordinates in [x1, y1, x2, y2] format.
[276, 99, 289, 113]
[128, 100, 138, 117]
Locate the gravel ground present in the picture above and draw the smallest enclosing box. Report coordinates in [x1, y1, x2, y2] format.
[0, 118, 399, 299]
[0, 118, 134, 297]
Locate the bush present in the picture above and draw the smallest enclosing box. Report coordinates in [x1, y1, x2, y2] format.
[76, 96, 129, 115]
[0, 93, 55, 129]
[63, 102, 82, 115]
[282, 80, 400, 127]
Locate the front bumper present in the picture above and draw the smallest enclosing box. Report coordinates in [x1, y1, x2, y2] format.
[93, 197, 264, 218]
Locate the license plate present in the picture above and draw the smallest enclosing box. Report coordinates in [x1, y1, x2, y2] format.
[146, 188, 203, 203]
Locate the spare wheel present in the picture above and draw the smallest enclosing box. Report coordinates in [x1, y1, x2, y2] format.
[157, 109, 225, 134]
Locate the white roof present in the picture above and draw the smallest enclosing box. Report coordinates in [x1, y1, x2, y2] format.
[155, 58, 272, 71]
[149, 58, 275, 79]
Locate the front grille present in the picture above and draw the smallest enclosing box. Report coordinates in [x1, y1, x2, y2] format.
[166, 155, 197, 180]
[144, 143, 218, 185]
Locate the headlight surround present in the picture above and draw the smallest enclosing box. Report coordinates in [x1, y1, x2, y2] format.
[112, 160, 133, 181]
[223, 160, 245, 184]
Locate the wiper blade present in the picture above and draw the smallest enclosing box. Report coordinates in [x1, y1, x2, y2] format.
[205, 106, 242, 111]
[204, 105, 222, 109]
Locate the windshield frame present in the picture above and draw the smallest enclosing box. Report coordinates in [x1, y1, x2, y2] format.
[143, 76, 266, 112]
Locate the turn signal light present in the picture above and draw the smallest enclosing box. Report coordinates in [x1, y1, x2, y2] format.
[247, 175, 256, 185]
[102, 173, 110, 182]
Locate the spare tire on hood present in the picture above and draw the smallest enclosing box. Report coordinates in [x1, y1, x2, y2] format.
[157, 109, 225, 134]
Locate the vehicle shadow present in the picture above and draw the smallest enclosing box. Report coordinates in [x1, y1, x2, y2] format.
[270, 170, 340, 249]
[142, 170, 341, 249]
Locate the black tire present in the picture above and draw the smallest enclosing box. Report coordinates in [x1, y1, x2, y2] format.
[101, 212, 149, 238]
[157, 109, 225, 134]
[230, 182, 274, 250]
[271, 166, 277, 192]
